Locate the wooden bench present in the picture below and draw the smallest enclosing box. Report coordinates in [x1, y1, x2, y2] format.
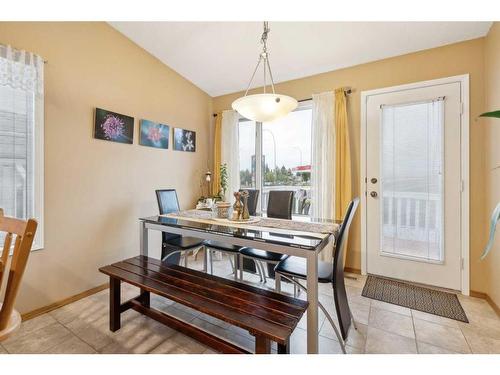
[99, 256, 308, 354]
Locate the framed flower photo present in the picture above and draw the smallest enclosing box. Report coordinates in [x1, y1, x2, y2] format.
[173, 128, 196, 152]
[94, 108, 134, 144]
[139, 119, 169, 149]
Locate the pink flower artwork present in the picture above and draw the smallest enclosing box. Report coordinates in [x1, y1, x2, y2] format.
[147, 126, 162, 142]
[101, 115, 125, 140]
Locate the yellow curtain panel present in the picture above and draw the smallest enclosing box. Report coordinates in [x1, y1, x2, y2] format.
[334, 88, 352, 221]
[212, 112, 222, 197]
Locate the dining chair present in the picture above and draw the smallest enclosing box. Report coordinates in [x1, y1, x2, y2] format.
[204, 189, 263, 280]
[155, 189, 205, 267]
[239, 190, 294, 289]
[0, 208, 38, 341]
[273, 197, 360, 354]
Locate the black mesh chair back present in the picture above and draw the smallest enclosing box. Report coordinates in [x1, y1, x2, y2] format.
[267, 191, 294, 220]
[332, 197, 359, 340]
[239, 189, 260, 216]
[156, 189, 181, 215]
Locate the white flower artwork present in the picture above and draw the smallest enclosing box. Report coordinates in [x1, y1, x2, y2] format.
[173, 128, 196, 152]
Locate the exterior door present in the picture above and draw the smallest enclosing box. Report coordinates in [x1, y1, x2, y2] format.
[365, 81, 463, 290]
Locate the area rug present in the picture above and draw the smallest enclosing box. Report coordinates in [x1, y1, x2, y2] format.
[362, 275, 469, 323]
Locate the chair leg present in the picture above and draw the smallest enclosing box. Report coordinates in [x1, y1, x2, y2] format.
[320, 302, 347, 354]
[275, 272, 282, 293]
[162, 249, 183, 263]
[349, 308, 358, 330]
[203, 246, 208, 272]
[254, 259, 262, 282]
[233, 255, 238, 280]
[249, 257, 264, 283]
[239, 254, 244, 281]
[278, 274, 347, 354]
[184, 250, 189, 267]
[257, 260, 267, 283]
[228, 254, 235, 274]
[293, 283, 299, 298]
[210, 250, 214, 275]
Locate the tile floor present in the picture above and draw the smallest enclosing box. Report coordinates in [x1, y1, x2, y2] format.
[1, 252, 499, 354]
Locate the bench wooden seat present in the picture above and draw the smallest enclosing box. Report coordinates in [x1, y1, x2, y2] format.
[99, 255, 308, 354]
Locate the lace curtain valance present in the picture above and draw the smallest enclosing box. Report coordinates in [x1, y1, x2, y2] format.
[0, 45, 44, 96]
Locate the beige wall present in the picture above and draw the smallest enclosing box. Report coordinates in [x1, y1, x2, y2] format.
[0, 22, 212, 313]
[483, 22, 500, 307]
[1, 22, 495, 313]
[213, 38, 488, 294]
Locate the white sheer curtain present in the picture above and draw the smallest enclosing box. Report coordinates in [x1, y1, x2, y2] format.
[311, 92, 335, 220]
[220, 110, 240, 201]
[0, 45, 44, 248]
[0, 45, 44, 95]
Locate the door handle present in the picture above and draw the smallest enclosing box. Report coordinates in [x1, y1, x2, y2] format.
[370, 191, 378, 198]
[371, 178, 378, 184]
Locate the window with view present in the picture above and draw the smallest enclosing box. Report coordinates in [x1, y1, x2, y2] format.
[0, 46, 44, 250]
[238, 101, 313, 216]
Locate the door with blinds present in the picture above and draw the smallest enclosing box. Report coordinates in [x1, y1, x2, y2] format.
[365, 81, 463, 290]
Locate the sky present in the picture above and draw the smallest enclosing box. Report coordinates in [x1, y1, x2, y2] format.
[238, 108, 312, 171]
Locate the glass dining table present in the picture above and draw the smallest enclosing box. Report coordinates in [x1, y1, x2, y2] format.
[139, 212, 339, 354]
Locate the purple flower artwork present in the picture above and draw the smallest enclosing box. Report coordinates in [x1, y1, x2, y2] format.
[94, 108, 134, 144]
[139, 119, 169, 149]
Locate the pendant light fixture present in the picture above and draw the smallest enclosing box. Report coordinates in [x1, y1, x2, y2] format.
[232, 22, 298, 122]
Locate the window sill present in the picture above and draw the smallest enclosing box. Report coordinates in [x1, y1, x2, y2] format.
[1, 243, 44, 257]
[31, 244, 44, 252]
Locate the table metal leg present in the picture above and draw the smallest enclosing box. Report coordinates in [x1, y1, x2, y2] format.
[140, 221, 148, 257]
[139, 221, 149, 300]
[306, 252, 319, 354]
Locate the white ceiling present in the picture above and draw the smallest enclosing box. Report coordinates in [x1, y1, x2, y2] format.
[109, 22, 492, 97]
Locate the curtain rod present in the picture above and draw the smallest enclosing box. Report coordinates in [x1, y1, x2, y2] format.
[0, 43, 48, 64]
[213, 87, 353, 117]
[299, 87, 353, 102]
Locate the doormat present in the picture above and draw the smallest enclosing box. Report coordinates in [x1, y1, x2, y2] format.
[362, 275, 468, 323]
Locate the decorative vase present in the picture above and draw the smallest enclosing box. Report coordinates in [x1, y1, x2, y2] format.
[241, 191, 250, 220]
[233, 191, 243, 220]
[215, 202, 231, 219]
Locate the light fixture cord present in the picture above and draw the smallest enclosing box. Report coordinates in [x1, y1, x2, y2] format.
[243, 21, 277, 97]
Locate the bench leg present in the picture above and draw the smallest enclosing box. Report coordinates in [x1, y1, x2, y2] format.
[277, 338, 290, 354]
[140, 290, 150, 308]
[255, 335, 271, 354]
[109, 277, 121, 332]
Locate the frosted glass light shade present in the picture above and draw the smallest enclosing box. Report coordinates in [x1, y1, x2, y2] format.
[232, 93, 298, 122]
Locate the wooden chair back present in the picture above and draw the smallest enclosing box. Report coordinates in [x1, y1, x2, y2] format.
[0, 208, 38, 331]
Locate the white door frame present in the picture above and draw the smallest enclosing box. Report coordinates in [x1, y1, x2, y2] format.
[360, 74, 470, 295]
